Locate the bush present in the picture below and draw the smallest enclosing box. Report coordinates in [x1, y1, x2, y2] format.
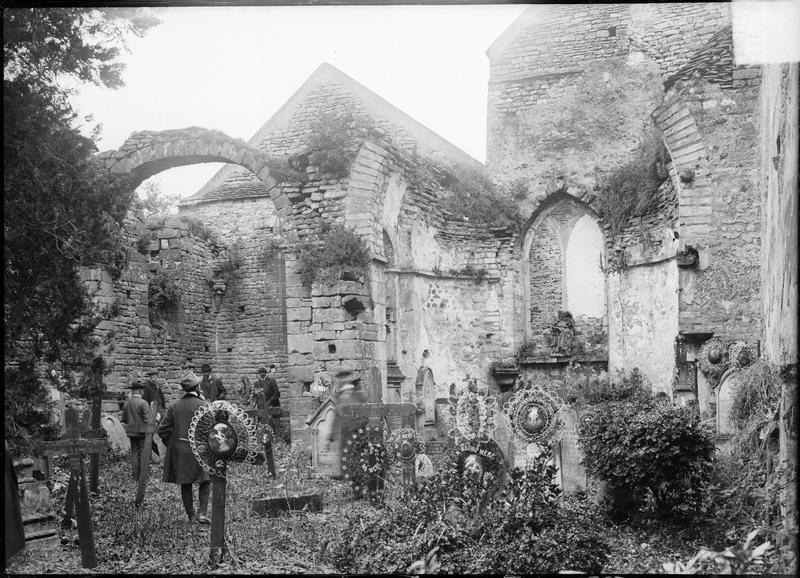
[4, 362, 60, 457]
[326, 449, 610, 574]
[147, 268, 180, 322]
[297, 223, 370, 286]
[579, 393, 715, 519]
[439, 165, 523, 231]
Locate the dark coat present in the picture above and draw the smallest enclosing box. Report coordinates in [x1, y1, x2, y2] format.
[158, 392, 210, 484]
[199, 375, 226, 402]
[121, 394, 150, 438]
[254, 377, 280, 408]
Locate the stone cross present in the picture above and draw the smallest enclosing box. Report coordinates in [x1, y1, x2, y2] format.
[42, 406, 109, 569]
[124, 396, 163, 507]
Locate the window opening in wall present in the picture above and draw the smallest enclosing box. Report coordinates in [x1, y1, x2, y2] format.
[204, 346, 210, 352]
[204, 306, 211, 313]
[227, 347, 233, 352]
[328, 343, 337, 354]
[238, 305, 246, 312]
[126, 290, 131, 299]
[565, 214, 605, 317]
[608, 26, 617, 37]
[343, 297, 365, 320]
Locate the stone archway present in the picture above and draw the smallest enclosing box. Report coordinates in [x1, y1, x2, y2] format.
[98, 126, 295, 228]
[516, 191, 606, 349]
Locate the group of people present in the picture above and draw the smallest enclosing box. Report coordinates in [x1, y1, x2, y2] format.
[120, 364, 280, 524]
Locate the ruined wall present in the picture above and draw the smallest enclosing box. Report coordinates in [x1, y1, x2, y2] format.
[529, 222, 562, 343]
[607, 259, 680, 394]
[759, 62, 798, 365]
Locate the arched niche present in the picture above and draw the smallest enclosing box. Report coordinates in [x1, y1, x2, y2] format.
[415, 366, 436, 425]
[519, 193, 607, 355]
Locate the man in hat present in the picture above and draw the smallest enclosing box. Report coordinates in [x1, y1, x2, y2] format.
[158, 371, 211, 524]
[120, 379, 151, 481]
[329, 368, 368, 479]
[199, 363, 226, 402]
[253, 365, 281, 436]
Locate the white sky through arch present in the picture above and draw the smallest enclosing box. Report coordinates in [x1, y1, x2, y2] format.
[68, 5, 528, 200]
[565, 214, 605, 317]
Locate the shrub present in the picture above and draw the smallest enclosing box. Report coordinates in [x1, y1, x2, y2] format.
[578, 393, 715, 519]
[439, 165, 523, 231]
[179, 216, 218, 245]
[4, 362, 60, 457]
[297, 223, 370, 286]
[584, 367, 648, 404]
[147, 268, 180, 321]
[595, 128, 670, 236]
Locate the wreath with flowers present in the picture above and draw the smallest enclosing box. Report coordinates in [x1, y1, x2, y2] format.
[387, 427, 426, 464]
[728, 341, 755, 371]
[258, 423, 275, 448]
[699, 337, 732, 387]
[502, 380, 566, 446]
[310, 373, 332, 404]
[415, 453, 435, 478]
[342, 425, 388, 495]
[447, 386, 497, 445]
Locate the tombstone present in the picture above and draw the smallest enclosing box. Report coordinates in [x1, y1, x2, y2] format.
[367, 366, 383, 403]
[305, 398, 340, 476]
[101, 414, 128, 452]
[552, 408, 587, 493]
[716, 370, 740, 437]
[415, 367, 436, 426]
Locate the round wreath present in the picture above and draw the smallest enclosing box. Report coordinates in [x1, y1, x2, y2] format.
[728, 341, 755, 371]
[699, 337, 732, 387]
[387, 427, 426, 463]
[415, 454, 435, 478]
[188, 400, 260, 478]
[502, 380, 566, 446]
[453, 438, 505, 495]
[342, 425, 388, 495]
[447, 388, 497, 445]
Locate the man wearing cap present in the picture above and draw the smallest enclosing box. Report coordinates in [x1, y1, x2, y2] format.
[120, 380, 151, 482]
[158, 371, 211, 524]
[199, 363, 226, 402]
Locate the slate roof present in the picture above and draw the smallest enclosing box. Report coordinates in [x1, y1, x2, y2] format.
[663, 26, 734, 91]
[181, 63, 480, 207]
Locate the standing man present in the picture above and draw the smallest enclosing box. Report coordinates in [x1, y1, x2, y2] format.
[253, 365, 281, 437]
[158, 371, 211, 524]
[120, 379, 151, 481]
[199, 363, 226, 402]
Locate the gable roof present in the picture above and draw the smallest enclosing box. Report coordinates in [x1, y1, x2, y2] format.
[486, 5, 542, 59]
[182, 63, 481, 206]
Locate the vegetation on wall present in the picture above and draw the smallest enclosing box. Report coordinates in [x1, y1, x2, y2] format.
[438, 164, 524, 231]
[180, 216, 218, 245]
[147, 268, 180, 323]
[4, 362, 61, 457]
[207, 243, 244, 292]
[594, 129, 670, 236]
[297, 223, 370, 286]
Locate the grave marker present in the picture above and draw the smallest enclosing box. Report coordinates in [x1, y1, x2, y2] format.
[553, 408, 587, 493]
[42, 406, 110, 569]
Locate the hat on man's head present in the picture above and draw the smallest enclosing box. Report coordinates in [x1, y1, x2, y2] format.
[180, 371, 202, 391]
[200, 363, 212, 373]
[257, 367, 268, 375]
[127, 379, 144, 390]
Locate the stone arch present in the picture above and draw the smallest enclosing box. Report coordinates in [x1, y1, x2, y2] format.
[517, 191, 606, 346]
[98, 127, 295, 227]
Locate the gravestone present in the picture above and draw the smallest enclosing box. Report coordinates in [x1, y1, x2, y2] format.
[305, 398, 339, 475]
[367, 366, 383, 403]
[553, 409, 587, 493]
[716, 371, 740, 437]
[415, 367, 436, 426]
[101, 414, 128, 452]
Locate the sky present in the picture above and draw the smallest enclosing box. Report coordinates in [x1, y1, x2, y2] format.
[70, 5, 529, 201]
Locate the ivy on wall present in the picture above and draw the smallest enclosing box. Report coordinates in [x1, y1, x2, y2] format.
[297, 222, 370, 286]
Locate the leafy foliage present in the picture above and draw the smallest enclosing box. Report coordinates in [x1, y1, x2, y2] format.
[135, 178, 179, 218]
[147, 268, 180, 322]
[579, 393, 716, 519]
[595, 128, 670, 236]
[4, 8, 158, 364]
[297, 223, 370, 286]
[326, 449, 611, 574]
[179, 216, 218, 245]
[439, 164, 523, 230]
[4, 362, 60, 457]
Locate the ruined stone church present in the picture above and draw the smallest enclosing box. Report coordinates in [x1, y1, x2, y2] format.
[86, 3, 795, 466]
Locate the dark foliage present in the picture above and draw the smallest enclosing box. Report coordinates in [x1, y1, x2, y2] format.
[439, 165, 523, 231]
[4, 8, 158, 363]
[579, 393, 716, 519]
[4, 362, 61, 457]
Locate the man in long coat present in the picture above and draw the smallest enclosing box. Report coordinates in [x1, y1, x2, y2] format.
[328, 368, 369, 479]
[120, 379, 151, 481]
[199, 363, 226, 402]
[158, 371, 211, 524]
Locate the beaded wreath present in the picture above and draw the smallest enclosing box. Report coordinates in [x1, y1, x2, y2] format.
[188, 400, 260, 478]
[699, 337, 732, 387]
[502, 380, 566, 446]
[447, 387, 498, 446]
[341, 425, 388, 495]
[386, 427, 426, 464]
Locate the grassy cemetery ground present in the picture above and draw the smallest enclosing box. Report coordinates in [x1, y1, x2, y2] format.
[5, 443, 785, 574]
